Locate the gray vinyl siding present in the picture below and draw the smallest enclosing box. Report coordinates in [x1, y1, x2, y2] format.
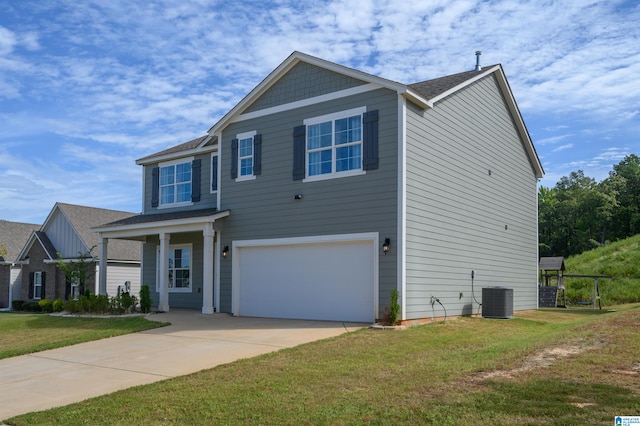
[142, 232, 207, 309]
[218, 87, 399, 315]
[242, 62, 368, 114]
[142, 152, 217, 214]
[404, 74, 539, 319]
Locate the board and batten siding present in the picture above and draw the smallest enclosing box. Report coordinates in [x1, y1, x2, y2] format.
[404, 74, 539, 320]
[142, 152, 217, 214]
[217, 87, 400, 316]
[45, 211, 87, 258]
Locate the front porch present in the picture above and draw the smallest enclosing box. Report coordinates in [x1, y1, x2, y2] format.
[92, 209, 229, 314]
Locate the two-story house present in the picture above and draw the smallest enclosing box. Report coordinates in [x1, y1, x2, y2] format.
[94, 51, 543, 323]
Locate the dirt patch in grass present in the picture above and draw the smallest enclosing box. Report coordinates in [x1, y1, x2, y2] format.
[474, 340, 602, 380]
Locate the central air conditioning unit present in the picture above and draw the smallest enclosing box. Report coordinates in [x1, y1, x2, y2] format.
[482, 287, 513, 319]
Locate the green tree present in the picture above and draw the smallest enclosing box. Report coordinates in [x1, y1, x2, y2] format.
[0, 243, 7, 260]
[603, 154, 640, 239]
[57, 246, 96, 298]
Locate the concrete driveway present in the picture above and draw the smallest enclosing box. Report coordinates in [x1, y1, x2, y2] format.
[0, 311, 364, 420]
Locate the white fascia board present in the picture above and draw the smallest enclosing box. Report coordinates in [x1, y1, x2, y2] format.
[492, 69, 545, 179]
[400, 88, 431, 110]
[208, 51, 408, 135]
[93, 210, 230, 239]
[136, 145, 218, 166]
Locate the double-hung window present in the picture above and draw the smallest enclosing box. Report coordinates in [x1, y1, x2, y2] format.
[304, 106, 366, 180]
[159, 159, 192, 206]
[157, 244, 192, 293]
[232, 131, 259, 181]
[33, 271, 43, 299]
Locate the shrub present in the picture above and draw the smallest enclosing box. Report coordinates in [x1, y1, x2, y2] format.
[110, 292, 137, 314]
[64, 299, 81, 314]
[12, 300, 25, 311]
[388, 288, 400, 326]
[52, 298, 64, 312]
[24, 302, 42, 312]
[139, 285, 151, 314]
[38, 299, 54, 313]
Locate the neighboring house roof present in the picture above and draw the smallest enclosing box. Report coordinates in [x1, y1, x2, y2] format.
[41, 203, 141, 262]
[0, 220, 40, 263]
[136, 51, 544, 178]
[539, 256, 566, 271]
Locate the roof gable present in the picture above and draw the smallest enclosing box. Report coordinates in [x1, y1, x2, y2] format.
[42, 203, 141, 261]
[0, 220, 40, 263]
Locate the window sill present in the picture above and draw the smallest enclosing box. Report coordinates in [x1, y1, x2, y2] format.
[235, 175, 256, 183]
[303, 169, 365, 183]
[157, 201, 194, 209]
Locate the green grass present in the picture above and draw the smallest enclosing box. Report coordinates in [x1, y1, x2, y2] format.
[6, 304, 640, 425]
[564, 234, 640, 304]
[0, 313, 167, 359]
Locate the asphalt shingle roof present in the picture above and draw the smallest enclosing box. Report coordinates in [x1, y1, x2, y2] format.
[409, 65, 499, 100]
[0, 220, 39, 262]
[136, 135, 209, 163]
[53, 203, 141, 261]
[99, 208, 223, 227]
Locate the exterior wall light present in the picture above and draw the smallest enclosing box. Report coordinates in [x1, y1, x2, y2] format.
[222, 246, 229, 259]
[382, 238, 390, 254]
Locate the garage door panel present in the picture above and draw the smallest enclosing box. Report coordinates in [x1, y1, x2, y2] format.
[238, 240, 374, 322]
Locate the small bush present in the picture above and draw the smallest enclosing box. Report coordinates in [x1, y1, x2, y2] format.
[38, 299, 54, 313]
[64, 299, 81, 314]
[52, 298, 64, 312]
[110, 292, 137, 314]
[388, 288, 400, 326]
[139, 285, 151, 314]
[24, 302, 42, 312]
[12, 300, 25, 311]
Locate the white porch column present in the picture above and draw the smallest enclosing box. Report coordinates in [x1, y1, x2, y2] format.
[214, 230, 221, 314]
[202, 224, 215, 314]
[158, 232, 170, 312]
[98, 237, 108, 295]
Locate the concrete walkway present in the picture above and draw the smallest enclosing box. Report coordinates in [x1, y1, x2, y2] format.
[0, 311, 364, 420]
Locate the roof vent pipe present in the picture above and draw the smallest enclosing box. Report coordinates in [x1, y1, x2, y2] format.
[474, 51, 482, 71]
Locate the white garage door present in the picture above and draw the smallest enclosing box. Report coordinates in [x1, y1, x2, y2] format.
[235, 236, 376, 322]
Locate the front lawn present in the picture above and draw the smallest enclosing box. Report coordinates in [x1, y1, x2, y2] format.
[0, 312, 167, 360]
[6, 304, 640, 425]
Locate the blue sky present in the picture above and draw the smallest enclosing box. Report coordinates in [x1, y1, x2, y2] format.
[1, 0, 638, 224]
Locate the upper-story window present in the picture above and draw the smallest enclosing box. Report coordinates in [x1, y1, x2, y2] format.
[231, 131, 262, 182]
[293, 106, 378, 182]
[160, 160, 192, 205]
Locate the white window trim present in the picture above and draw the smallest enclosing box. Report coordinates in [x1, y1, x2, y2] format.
[302, 106, 367, 183]
[156, 243, 193, 293]
[158, 157, 194, 209]
[33, 271, 43, 300]
[210, 153, 219, 195]
[235, 130, 257, 182]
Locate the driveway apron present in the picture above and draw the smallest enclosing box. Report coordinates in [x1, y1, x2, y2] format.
[0, 311, 363, 420]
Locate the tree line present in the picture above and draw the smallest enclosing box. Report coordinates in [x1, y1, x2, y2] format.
[539, 154, 640, 258]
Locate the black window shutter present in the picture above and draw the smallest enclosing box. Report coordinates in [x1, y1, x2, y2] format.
[292, 125, 306, 180]
[230, 138, 239, 179]
[41, 271, 46, 298]
[191, 159, 201, 202]
[253, 134, 262, 176]
[211, 156, 218, 191]
[65, 277, 71, 301]
[29, 272, 34, 299]
[363, 110, 379, 170]
[151, 167, 160, 207]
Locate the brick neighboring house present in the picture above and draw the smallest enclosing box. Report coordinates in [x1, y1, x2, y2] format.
[0, 220, 40, 308]
[16, 203, 142, 303]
